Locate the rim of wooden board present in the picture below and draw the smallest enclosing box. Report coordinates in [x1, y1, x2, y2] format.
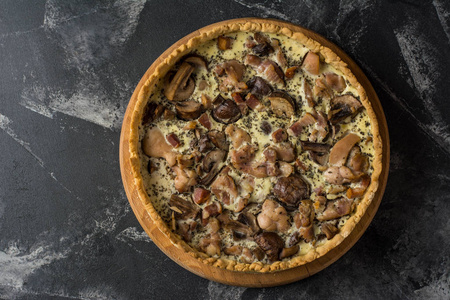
[119, 17, 390, 288]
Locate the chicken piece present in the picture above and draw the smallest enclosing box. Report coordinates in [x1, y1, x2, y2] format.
[216, 60, 247, 92]
[271, 38, 287, 68]
[317, 198, 354, 221]
[346, 174, 371, 199]
[210, 168, 238, 205]
[323, 166, 358, 185]
[274, 142, 296, 162]
[325, 72, 346, 93]
[279, 162, 293, 177]
[176, 220, 197, 242]
[142, 127, 178, 167]
[225, 124, 251, 149]
[329, 133, 361, 166]
[199, 233, 221, 256]
[313, 76, 333, 100]
[302, 52, 320, 75]
[288, 113, 316, 137]
[314, 111, 329, 142]
[172, 166, 197, 193]
[245, 54, 284, 85]
[272, 128, 288, 143]
[192, 187, 211, 205]
[257, 199, 290, 233]
[346, 146, 369, 173]
[294, 200, 314, 228]
[207, 217, 221, 233]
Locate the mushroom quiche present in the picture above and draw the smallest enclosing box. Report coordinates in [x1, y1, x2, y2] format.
[129, 22, 382, 272]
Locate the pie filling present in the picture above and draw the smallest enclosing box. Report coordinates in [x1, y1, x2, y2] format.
[138, 31, 374, 264]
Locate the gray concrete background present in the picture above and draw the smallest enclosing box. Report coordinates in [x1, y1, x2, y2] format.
[0, 0, 449, 299]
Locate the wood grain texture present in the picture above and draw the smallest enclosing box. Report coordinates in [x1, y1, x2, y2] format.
[119, 18, 390, 287]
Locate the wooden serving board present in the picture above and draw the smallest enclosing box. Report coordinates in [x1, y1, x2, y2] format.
[119, 18, 390, 287]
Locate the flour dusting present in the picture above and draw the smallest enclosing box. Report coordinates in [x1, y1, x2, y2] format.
[207, 281, 246, 300]
[0, 242, 66, 289]
[116, 227, 152, 243]
[433, 0, 450, 44]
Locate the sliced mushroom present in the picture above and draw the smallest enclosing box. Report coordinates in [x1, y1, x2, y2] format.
[329, 133, 361, 166]
[246, 76, 272, 96]
[184, 55, 207, 69]
[196, 134, 214, 153]
[328, 95, 363, 124]
[200, 150, 226, 186]
[279, 245, 299, 259]
[164, 62, 195, 101]
[268, 90, 296, 118]
[301, 141, 331, 153]
[175, 100, 203, 120]
[169, 194, 200, 220]
[212, 97, 241, 124]
[254, 232, 284, 262]
[208, 130, 229, 151]
[237, 210, 260, 234]
[273, 174, 310, 209]
[142, 102, 165, 125]
[322, 222, 339, 240]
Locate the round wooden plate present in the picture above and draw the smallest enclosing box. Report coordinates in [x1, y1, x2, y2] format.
[119, 18, 390, 287]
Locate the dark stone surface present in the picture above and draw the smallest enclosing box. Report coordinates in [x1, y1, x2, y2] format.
[1, 0, 449, 299]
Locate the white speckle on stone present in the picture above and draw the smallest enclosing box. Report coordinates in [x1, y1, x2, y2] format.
[116, 227, 152, 243]
[0, 242, 66, 289]
[207, 281, 246, 300]
[433, 0, 450, 44]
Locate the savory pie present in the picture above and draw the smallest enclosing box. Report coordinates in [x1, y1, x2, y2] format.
[128, 21, 382, 272]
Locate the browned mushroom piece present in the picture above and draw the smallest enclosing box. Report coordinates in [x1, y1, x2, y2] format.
[268, 90, 296, 118]
[302, 51, 320, 75]
[322, 222, 339, 240]
[254, 232, 284, 262]
[212, 96, 241, 124]
[279, 245, 299, 259]
[200, 149, 226, 186]
[231, 92, 249, 115]
[237, 210, 260, 234]
[175, 100, 203, 120]
[285, 66, 298, 79]
[273, 174, 310, 209]
[142, 102, 165, 125]
[217, 35, 234, 50]
[164, 62, 196, 101]
[246, 76, 272, 96]
[196, 134, 214, 153]
[169, 194, 200, 220]
[301, 141, 331, 153]
[184, 55, 208, 70]
[328, 94, 363, 124]
[208, 130, 229, 151]
[252, 32, 274, 56]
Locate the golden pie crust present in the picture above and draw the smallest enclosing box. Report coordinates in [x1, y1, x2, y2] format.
[128, 20, 382, 272]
